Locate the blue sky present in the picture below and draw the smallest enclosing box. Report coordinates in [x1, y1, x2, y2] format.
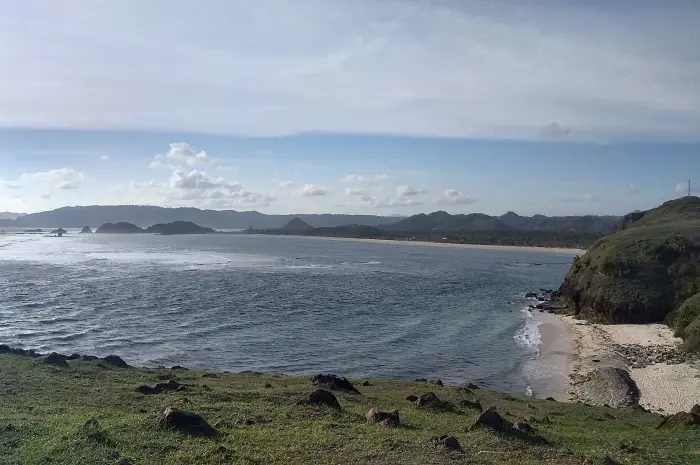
[1, 0, 699, 215]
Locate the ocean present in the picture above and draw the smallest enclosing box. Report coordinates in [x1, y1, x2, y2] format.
[0, 230, 573, 397]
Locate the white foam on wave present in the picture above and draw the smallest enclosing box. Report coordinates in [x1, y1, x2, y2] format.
[362, 261, 382, 265]
[513, 307, 542, 354]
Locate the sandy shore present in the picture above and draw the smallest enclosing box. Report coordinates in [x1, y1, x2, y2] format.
[305, 236, 585, 255]
[559, 316, 700, 414]
[530, 312, 573, 401]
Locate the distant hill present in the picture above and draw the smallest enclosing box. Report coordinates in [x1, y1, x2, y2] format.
[382, 210, 618, 233]
[0, 212, 24, 220]
[146, 221, 216, 235]
[283, 217, 313, 234]
[0, 205, 399, 229]
[560, 196, 700, 351]
[95, 222, 145, 234]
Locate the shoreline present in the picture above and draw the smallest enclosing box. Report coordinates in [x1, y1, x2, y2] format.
[529, 311, 573, 402]
[557, 315, 700, 414]
[294, 235, 586, 255]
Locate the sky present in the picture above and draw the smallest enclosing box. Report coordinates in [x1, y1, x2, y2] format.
[1, 0, 699, 216]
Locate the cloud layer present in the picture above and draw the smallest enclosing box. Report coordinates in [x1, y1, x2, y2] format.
[2, 1, 699, 141]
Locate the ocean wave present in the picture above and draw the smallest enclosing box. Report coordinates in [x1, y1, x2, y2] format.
[362, 261, 382, 265]
[513, 307, 542, 353]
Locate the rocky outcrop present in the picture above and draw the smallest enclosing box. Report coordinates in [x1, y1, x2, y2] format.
[365, 407, 400, 426]
[311, 374, 360, 393]
[302, 389, 341, 409]
[79, 226, 93, 234]
[95, 222, 144, 234]
[570, 367, 640, 408]
[42, 352, 69, 368]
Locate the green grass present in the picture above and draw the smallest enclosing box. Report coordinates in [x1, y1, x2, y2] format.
[0, 354, 699, 464]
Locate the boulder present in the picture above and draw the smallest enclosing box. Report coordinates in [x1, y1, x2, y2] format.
[137, 380, 186, 395]
[157, 407, 217, 436]
[471, 407, 511, 433]
[311, 374, 360, 394]
[431, 435, 461, 452]
[603, 457, 623, 465]
[264, 383, 273, 389]
[81, 355, 99, 361]
[656, 411, 700, 428]
[466, 383, 480, 390]
[366, 407, 400, 426]
[171, 366, 188, 371]
[67, 353, 82, 360]
[431, 379, 444, 387]
[691, 404, 700, 415]
[42, 352, 69, 368]
[415, 392, 456, 412]
[303, 389, 341, 409]
[102, 355, 129, 368]
[406, 395, 418, 402]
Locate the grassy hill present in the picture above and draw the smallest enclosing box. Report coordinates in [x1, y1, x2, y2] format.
[0, 351, 697, 465]
[560, 196, 700, 351]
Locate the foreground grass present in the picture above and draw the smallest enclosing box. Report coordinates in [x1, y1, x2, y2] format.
[0, 354, 698, 464]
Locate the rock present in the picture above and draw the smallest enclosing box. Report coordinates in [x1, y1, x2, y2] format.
[102, 355, 129, 368]
[471, 407, 511, 432]
[415, 378, 427, 382]
[656, 411, 700, 428]
[406, 395, 418, 402]
[264, 383, 273, 389]
[42, 352, 69, 368]
[466, 383, 480, 390]
[691, 404, 700, 415]
[415, 392, 455, 412]
[146, 221, 216, 235]
[81, 355, 99, 361]
[459, 399, 483, 411]
[515, 422, 535, 434]
[379, 418, 399, 427]
[303, 389, 341, 409]
[171, 366, 188, 371]
[603, 457, 623, 465]
[525, 292, 538, 298]
[79, 226, 93, 234]
[545, 397, 556, 401]
[362, 381, 372, 386]
[311, 374, 360, 394]
[366, 407, 400, 426]
[431, 379, 444, 387]
[137, 380, 186, 395]
[157, 407, 217, 436]
[67, 353, 82, 360]
[202, 373, 218, 378]
[431, 435, 461, 452]
[0, 344, 10, 353]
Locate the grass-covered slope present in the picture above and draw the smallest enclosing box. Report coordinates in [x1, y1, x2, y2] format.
[0, 353, 697, 465]
[560, 197, 700, 350]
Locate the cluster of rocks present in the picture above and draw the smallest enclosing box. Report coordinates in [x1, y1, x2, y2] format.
[0, 345, 130, 369]
[613, 343, 690, 368]
[525, 289, 567, 313]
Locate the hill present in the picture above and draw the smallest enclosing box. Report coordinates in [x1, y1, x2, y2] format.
[383, 211, 511, 232]
[560, 196, 700, 351]
[0, 205, 399, 230]
[146, 221, 216, 235]
[96, 222, 145, 234]
[0, 211, 24, 220]
[0, 349, 696, 464]
[283, 217, 314, 233]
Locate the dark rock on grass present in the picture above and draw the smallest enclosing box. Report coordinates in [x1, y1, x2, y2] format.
[302, 389, 341, 410]
[415, 378, 427, 382]
[171, 366, 188, 371]
[466, 382, 480, 390]
[137, 380, 187, 395]
[406, 395, 418, 402]
[157, 407, 217, 437]
[459, 399, 483, 412]
[361, 381, 372, 387]
[82, 355, 99, 361]
[515, 422, 535, 434]
[691, 404, 700, 415]
[201, 373, 218, 378]
[431, 435, 462, 452]
[0, 344, 10, 353]
[603, 457, 623, 465]
[656, 411, 700, 428]
[545, 397, 556, 401]
[311, 374, 360, 394]
[264, 383, 273, 389]
[42, 352, 69, 368]
[471, 407, 512, 432]
[431, 379, 444, 387]
[67, 353, 82, 360]
[366, 407, 400, 426]
[102, 355, 130, 368]
[415, 392, 456, 412]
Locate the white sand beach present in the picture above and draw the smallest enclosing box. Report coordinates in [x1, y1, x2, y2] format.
[560, 316, 700, 414]
[307, 236, 585, 255]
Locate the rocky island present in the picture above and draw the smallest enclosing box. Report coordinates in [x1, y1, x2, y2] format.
[95, 222, 145, 234]
[79, 226, 93, 234]
[95, 221, 217, 235]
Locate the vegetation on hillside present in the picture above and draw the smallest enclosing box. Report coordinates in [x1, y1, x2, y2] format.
[560, 197, 700, 350]
[0, 352, 697, 465]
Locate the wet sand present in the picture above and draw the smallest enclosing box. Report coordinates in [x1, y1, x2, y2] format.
[529, 312, 573, 401]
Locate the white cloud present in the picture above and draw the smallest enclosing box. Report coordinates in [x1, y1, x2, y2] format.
[20, 168, 84, 190]
[342, 174, 365, 183]
[676, 181, 690, 194]
[628, 184, 639, 194]
[373, 174, 388, 181]
[100, 155, 109, 161]
[4, 1, 697, 141]
[296, 184, 327, 197]
[345, 187, 367, 196]
[373, 197, 422, 208]
[439, 189, 477, 205]
[279, 180, 296, 188]
[396, 185, 425, 197]
[169, 169, 240, 190]
[561, 193, 600, 203]
[155, 143, 211, 166]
